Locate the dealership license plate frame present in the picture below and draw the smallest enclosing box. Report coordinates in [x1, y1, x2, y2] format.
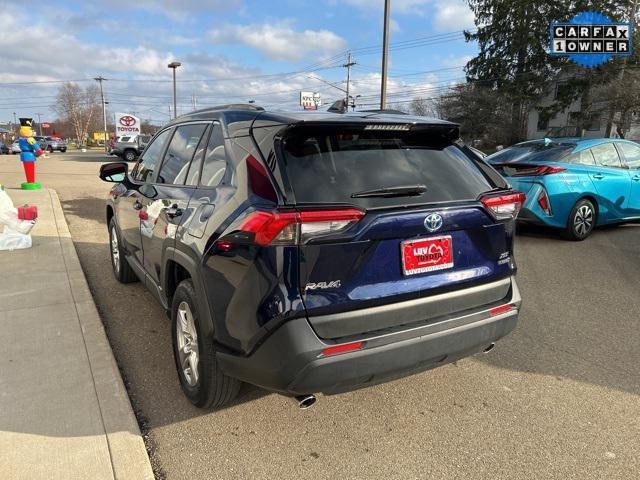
[401, 235, 454, 276]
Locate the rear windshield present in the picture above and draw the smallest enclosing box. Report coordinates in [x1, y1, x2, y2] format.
[486, 142, 575, 164]
[279, 126, 496, 208]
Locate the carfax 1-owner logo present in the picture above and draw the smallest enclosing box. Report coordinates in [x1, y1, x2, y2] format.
[550, 11, 632, 68]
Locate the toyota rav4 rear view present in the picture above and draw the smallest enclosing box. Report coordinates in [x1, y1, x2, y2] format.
[99, 105, 523, 409]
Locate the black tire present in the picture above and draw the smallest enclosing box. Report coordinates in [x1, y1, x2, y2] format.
[47, 146, 54, 153]
[171, 279, 240, 409]
[61, 148, 67, 153]
[124, 149, 136, 162]
[108, 218, 138, 283]
[563, 198, 597, 241]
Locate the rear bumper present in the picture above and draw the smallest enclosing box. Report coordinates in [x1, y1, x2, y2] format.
[217, 277, 521, 395]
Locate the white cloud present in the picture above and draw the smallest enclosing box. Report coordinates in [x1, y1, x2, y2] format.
[432, 1, 475, 31]
[207, 23, 347, 61]
[0, 8, 348, 123]
[336, 0, 430, 14]
[440, 55, 473, 68]
[103, 0, 240, 21]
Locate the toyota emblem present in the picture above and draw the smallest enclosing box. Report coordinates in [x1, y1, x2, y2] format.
[119, 116, 136, 127]
[424, 213, 443, 232]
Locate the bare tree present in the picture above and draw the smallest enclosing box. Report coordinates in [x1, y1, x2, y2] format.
[409, 97, 435, 117]
[53, 83, 101, 146]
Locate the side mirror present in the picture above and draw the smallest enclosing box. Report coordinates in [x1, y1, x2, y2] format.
[99, 162, 128, 183]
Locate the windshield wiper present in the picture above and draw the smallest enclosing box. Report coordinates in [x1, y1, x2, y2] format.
[351, 184, 427, 198]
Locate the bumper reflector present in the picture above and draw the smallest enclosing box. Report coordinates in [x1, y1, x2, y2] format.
[321, 341, 363, 357]
[489, 304, 514, 316]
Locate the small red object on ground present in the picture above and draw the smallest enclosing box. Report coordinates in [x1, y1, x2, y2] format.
[17, 204, 38, 220]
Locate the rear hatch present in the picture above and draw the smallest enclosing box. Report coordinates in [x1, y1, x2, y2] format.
[267, 122, 520, 338]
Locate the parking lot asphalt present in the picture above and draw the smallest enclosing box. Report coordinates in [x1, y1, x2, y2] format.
[1, 151, 638, 480]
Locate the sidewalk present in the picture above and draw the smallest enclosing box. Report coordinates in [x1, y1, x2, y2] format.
[0, 188, 154, 480]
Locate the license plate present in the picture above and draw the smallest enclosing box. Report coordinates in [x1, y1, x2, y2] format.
[401, 235, 454, 276]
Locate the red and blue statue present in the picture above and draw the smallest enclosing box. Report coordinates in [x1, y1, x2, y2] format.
[19, 118, 43, 190]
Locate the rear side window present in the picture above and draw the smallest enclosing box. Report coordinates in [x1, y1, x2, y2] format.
[133, 129, 172, 183]
[200, 123, 227, 187]
[618, 142, 640, 168]
[184, 124, 211, 186]
[569, 149, 595, 165]
[280, 126, 495, 208]
[157, 124, 207, 185]
[592, 143, 622, 168]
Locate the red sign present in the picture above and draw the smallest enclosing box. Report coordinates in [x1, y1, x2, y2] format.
[42, 123, 50, 129]
[401, 236, 454, 276]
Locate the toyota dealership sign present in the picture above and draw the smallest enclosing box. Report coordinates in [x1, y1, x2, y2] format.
[115, 112, 141, 136]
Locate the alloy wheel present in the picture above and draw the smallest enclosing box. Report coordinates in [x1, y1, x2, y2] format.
[574, 204, 593, 237]
[110, 226, 120, 274]
[176, 301, 200, 387]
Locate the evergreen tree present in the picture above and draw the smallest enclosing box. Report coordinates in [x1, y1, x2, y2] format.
[464, 0, 638, 141]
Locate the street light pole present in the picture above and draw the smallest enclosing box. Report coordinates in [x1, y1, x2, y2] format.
[380, 0, 391, 110]
[94, 76, 108, 153]
[168, 61, 182, 119]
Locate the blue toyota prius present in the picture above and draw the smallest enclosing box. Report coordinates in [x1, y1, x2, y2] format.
[486, 138, 640, 240]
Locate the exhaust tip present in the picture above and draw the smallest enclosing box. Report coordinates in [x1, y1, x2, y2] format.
[483, 343, 496, 353]
[295, 394, 317, 409]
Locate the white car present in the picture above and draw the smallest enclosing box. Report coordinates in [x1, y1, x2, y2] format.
[11, 141, 21, 154]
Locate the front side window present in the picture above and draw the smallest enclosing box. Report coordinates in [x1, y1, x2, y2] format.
[591, 143, 622, 168]
[157, 124, 207, 185]
[133, 128, 172, 183]
[200, 123, 227, 187]
[617, 142, 640, 168]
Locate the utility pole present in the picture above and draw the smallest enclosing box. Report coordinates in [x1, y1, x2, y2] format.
[380, 0, 391, 110]
[36, 113, 43, 136]
[94, 76, 108, 152]
[12, 112, 17, 136]
[343, 52, 356, 111]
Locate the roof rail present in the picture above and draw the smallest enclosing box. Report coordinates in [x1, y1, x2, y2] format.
[360, 109, 408, 115]
[190, 103, 265, 114]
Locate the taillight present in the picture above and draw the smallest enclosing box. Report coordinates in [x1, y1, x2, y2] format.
[510, 165, 566, 177]
[232, 208, 364, 246]
[537, 189, 552, 215]
[481, 192, 526, 220]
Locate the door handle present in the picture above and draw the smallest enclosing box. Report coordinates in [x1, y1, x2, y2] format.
[592, 174, 605, 180]
[632, 175, 640, 181]
[133, 200, 143, 210]
[165, 204, 183, 218]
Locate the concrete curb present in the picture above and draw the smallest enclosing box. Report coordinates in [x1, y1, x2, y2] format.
[48, 189, 154, 480]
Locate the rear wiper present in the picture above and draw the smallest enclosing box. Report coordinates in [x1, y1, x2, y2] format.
[351, 184, 427, 198]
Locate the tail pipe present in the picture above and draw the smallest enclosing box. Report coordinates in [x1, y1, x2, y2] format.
[295, 394, 317, 409]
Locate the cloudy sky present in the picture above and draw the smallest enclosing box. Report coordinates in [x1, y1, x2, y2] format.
[0, 0, 476, 124]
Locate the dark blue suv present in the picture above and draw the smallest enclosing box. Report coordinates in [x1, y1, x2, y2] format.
[99, 105, 523, 409]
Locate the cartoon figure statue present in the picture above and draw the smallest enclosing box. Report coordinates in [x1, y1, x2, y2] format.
[18, 118, 44, 190]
